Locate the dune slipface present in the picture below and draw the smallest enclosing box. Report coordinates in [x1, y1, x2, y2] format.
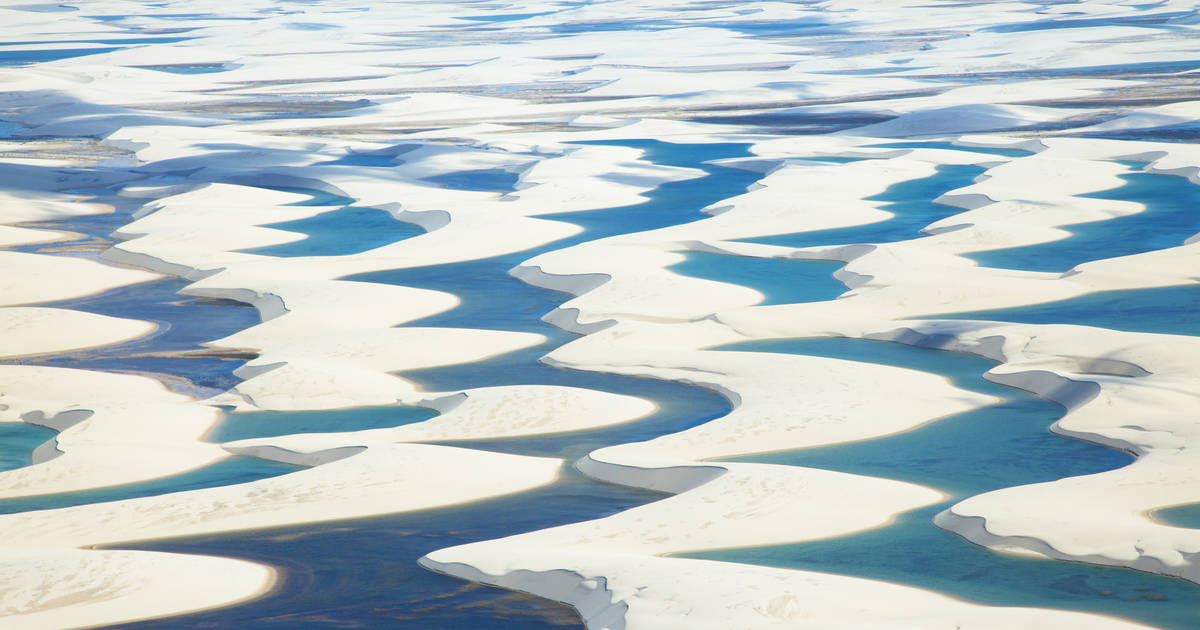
[1, 1, 1199, 629]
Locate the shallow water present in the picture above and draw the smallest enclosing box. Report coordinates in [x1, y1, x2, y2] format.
[0, 422, 57, 473]
[239, 206, 425, 257]
[688, 337, 1200, 629]
[968, 166, 1200, 272]
[212, 405, 439, 443]
[136, 63, 227, 74]
[1153, 504, 1200, 529]
[0, 456, 302, 515]
[666, 250, 846, 306]
[422, 167, 520, 192]
[738, 163, 985, 248]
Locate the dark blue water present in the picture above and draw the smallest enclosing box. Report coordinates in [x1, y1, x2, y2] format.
[5, 206, 261, 393]
[738, 164, 985, 248]
[0, 456, 302, 515]
[689, 338, 1200, 629]
[666, 250, 846, 306]
[212, 405, 439, 442]
[968, 167, 1200, 272]
[932, 283, 1200, 337]
[239, 207, 424, 257]
[10, 208, 133, 258]
[19, 277, 260, 393]
[0, 422, 57, 473]
[105, 467, 667, 630]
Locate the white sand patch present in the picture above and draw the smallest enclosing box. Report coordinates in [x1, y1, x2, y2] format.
[0, 225, 72, 248]
[0, 549, 273, 630]
[0, 366, 227, 497]
[0, 251, 158, 306]
[0, 307, 154, 358]
[3, 444, 561, 548]
[223, 384, 655, 447]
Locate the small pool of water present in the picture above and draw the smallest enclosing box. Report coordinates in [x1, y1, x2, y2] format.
[211, 405, 439, 442]
[239, 206, 425, 258]
[1152, 504, 1200, 529]
[0, 422, 57, 473]
[666, 250, 846, 306]
[134, 63, 227, 74]
[422, 168, 520, 192]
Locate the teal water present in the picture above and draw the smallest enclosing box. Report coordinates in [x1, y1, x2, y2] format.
[0, 456, 302, 515]
[0, 422, 57, 473]
[738, 164, 985, 248]
[666, 251, 846, 306]
[691, 337, 1199, 629]
[211, 405, 439, 442]
[692, 503, 1199, 627]
[932, 283, 1200, 337]
[136, 63, 226, 74]
[968, 167, 1200, 272]
[1153, 504, 1200, 529]
[239, 206, 424, 258]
